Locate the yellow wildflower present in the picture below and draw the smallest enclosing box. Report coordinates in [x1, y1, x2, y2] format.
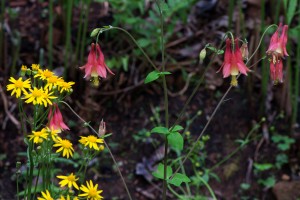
[23, 87, 56, 107]
[79, 180, 103, 200]
[53, 137, 74, 158]
[46, 127, 60, 140]
[31, 64, 40, 71]
[57, 173, 79, 190]
[6, 77, 31, 98]
[79, 135, 104, 151]
[44, 75, 63, 90]
[28, 128, 48, 144]
[38, 190, 53, 200]
[57, 81, 75, 93]
[35, 69, 54, 80]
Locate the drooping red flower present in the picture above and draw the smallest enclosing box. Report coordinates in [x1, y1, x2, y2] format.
[266, 24, 288, 83]
[48, 104, 69, 131]
[80, 43, 114, 80]
[218, 38, 250, 86]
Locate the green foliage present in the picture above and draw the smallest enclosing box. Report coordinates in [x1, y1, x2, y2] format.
[271, 134, 295, 151]
[144, 71, 171, 84]
[167, 173, 191, 186]
[151, 126, 169, 135]
[253, 163, 273, 171]
[152, 163, 172, 180]
[258, 176, 276, 188]
[168, 131, 183, 151]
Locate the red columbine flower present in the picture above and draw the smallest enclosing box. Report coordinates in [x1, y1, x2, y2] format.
[218, 38, 250, 86]
[48, 104, 69, 131]
[80, 43, 114, 86]
[266, 24, 288, 83]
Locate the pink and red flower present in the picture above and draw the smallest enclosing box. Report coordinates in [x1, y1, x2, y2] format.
[80, 43, 114, 80]
[266, 24, 288, 83]
[218, 38, 250, 86]
[48, 103, 69, 131]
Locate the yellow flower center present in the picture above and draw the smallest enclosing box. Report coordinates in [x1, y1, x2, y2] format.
[43, 70, 53, 78]
[32, 89, 42, 97]
[67, 174, 76, 181]
[89, 188, 97, 197]
[87, 135, 97, 143]
[48, 76, 58, 83]
[61, 140, 72, 148]
[15, 80, 24, 88]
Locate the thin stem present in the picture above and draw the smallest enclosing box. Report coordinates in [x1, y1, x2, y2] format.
[103, 27, 159, 71]
[48, 0, 53, 68]
[153, 1, 169, 199]
[199, 176, 217, 200]
[16, 174, 19, 200]
[64, 0, 73, 77]
[80, 0, 91, 63]
[60, 101, 132, 200]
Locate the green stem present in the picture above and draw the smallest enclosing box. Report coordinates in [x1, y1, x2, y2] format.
[60, 101, 132, 200]
[79, 0, 91, 63]
[75, 0, 84, 59]
[64, 0, 73, 77]
[16, 174, 19, 200]
[99, 27, 159, 71]
[48, 0, 53, 68]
[153, 1, 169, 199]
[292, 16, 300, 125]
[199, 176, 217, 200]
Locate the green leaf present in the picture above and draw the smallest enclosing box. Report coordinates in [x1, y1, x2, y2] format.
[253, 163, 273, 171]
[240, 183, 251, 190]
[159, 71, 172, 75]
[170, 125, 184, 132]
[287, 0, 297, 25]
[151, 126, 169, 135]
[145, 71, 160, 84]
[258, 176, 276, 188]
[168, 132, 183, 150]
[137, 38, 151, 48]
[152, 163, 173, 180]
[167, 173, 191, 186]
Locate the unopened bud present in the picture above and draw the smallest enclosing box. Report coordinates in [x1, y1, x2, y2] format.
[241, 43, 248, 61]
[90, 28, 101, 37]
[199, 48, 207, 64]
[98, 119, 106, 136]
[16, 161, 21, 169]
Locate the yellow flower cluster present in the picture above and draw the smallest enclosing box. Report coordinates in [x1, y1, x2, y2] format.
[6, 64, 75, 107]
[38, 179, 103, 200]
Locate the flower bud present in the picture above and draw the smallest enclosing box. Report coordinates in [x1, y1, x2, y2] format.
[90, 28, 101, 37]
[98, 119, 106, 137]
[240, 43, 249, 61]
[16, 161, 21, 169]
[199, 48, 207, 64]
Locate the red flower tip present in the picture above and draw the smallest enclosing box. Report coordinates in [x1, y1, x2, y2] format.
[80, 43, 114, 82]
[266, 24, 288, 83]
[48, 104, 69, 131]
[217, 38, 250, 86]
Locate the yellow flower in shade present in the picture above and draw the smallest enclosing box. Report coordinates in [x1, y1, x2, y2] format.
[6, 77, 31, 98]
[21, 65, 27, 72]
[31, 64, 40, 71]
[35, 69, 54, 80]
[45, 75, 63, 90]
[57, 173, 79, 190]
[53, 137, 74, 158]
[57, 81, 75, 93]
[28, 128, 48, 144]
[23, 87, 56, 107]
[37, 190, 53, 200]
[22, 87, 44, 105]
[79, 135, 104, 151]
[46, 127, 60, 140]
[41, 89, 57, 107]
[79, 180, 103, 200]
